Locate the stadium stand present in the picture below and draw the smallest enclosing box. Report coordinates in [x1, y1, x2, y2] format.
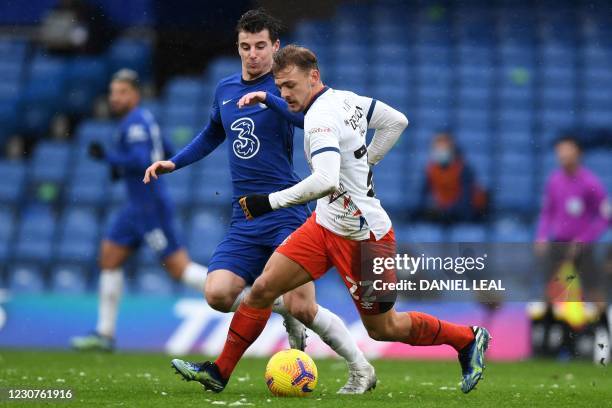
[0, 0, 610, 293]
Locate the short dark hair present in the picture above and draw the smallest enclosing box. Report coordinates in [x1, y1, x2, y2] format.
[112, 68, 139, 90]
[236, 8, 282, 43]
[272, 44, 319, 75]
[555, 135, 582, 151]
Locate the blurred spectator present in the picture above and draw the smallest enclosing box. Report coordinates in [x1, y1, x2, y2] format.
[533, 135, 611, 360]
[39, 0, 115, 55]
[536, 136, 610, 245]
[415, 132, 488, 224]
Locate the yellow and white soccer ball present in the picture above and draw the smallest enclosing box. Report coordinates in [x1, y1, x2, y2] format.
[264, 349, 318, 397]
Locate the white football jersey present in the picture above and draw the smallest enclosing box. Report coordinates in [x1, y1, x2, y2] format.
[303, 87, 392, 240]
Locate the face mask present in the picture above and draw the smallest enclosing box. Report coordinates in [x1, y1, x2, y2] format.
[432, 148, 452, 165]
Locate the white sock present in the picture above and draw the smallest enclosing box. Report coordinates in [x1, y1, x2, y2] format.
[229, 288, 287, 315]
[230, 287, 250, 312]
[181, 262, 208, 291]
[308, 306, 368, 366]
[96, 268, 124, 338]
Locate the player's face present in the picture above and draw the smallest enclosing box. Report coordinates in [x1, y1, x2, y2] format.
[108, 81, 139, 116]
[556, 141, 580, 171]
[274, 65, 320, 112]
[238, 29, 279, 80]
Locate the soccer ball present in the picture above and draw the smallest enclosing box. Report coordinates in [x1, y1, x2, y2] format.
[264, 349, 318, 397]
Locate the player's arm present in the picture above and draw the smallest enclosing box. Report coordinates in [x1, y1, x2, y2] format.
[143, 119, 225, 183]
[88, 127, 153, 173]
[238, 91, 304, 128]
[365, 99, 409, 166]
[239, 117, 341, 220]
[144, 88, 226, 183]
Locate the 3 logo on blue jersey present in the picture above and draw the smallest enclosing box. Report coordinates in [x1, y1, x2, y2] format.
[231, 117, 260, 159]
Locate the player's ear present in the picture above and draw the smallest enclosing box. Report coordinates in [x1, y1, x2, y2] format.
[310, 69, 320, 84]
[272, 39, 280, 52]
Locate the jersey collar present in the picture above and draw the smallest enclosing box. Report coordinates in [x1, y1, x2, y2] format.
[241, 71, 272, 86]
[303, 86, 329, 114]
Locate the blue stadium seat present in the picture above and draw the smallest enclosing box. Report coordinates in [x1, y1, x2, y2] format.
[455, 128, 491, 155]
[371, 84, 409, 110]
[50, 264, 88, 294]
[498, 130, 534, 151]
[583, 150, 610, 179]
[463, 152, 491, 188]
[0, 208, 15, 262]
[206, 57, 241, 84]
[163, 103, 199, 128]
[59, 208, 99, 242]
[15, 206, 56, 262]
[137, 244, 158, 267]
[417, 85, 451, 108]
[65, 57, 108, 114]
[109, 182, 127, 206]
[492, 218, 532, 242]
[541, 44, 576, 66]
[373, 151, 413, 212]
[7, 264, 45, 293]
[76, 120, 116, 145]
[109, 39, 152, 79]
[457, 65, 494, 88]
[138, 99, 163, 122]
[456, 108, 490, 131]
[66, 170, 109, 206]
[135, 265, 174, 295]
[401, 223, 445, 243]
[372, 44, 411, 65]
[187, 210, 227, 264]
[30, 142, 72, 183]
[495, 109, 533, 132]
[293, 20, 332, 48]
[164, 77, 206, 105]
[0, 159, 26, 203]
[0, 81, 21, 102]
[494, 174, 534, 212]
[449, 224, 487, 242]
[164, 167, 192, 208]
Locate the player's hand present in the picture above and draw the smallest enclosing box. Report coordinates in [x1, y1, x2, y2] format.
[237, 91, 267, 109]
[88, 142, 105, 160]
[143, 160, 176, 184]
[239, 194, 273, 220]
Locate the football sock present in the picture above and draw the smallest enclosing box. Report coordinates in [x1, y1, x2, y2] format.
[181, 262, 208, 291]
[96, 268, 124, 338]
[230, 288, 285, 316]
[406, 311, 474, 352]
[215, 302, 272, 379]
[308, 305, 368, 366]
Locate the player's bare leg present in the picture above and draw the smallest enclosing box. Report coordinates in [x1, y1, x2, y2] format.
[204, 269, 247, 312]
[173, 253, 311, 392]
[201, 268, 306, 349]
[360, 308, 491, 393]
[71, 240, 132, 351]
[162, 249, 208, 292]
[283, 282, 376, 394]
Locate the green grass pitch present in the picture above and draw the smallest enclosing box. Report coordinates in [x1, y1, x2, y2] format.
[0, 350, 610, 407]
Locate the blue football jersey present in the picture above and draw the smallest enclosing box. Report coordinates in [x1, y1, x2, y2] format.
[108, 106, 174, 208]
[172, 71, 309, 229]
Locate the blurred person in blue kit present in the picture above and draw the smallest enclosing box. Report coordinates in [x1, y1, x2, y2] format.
[70, 69, 209, 351]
